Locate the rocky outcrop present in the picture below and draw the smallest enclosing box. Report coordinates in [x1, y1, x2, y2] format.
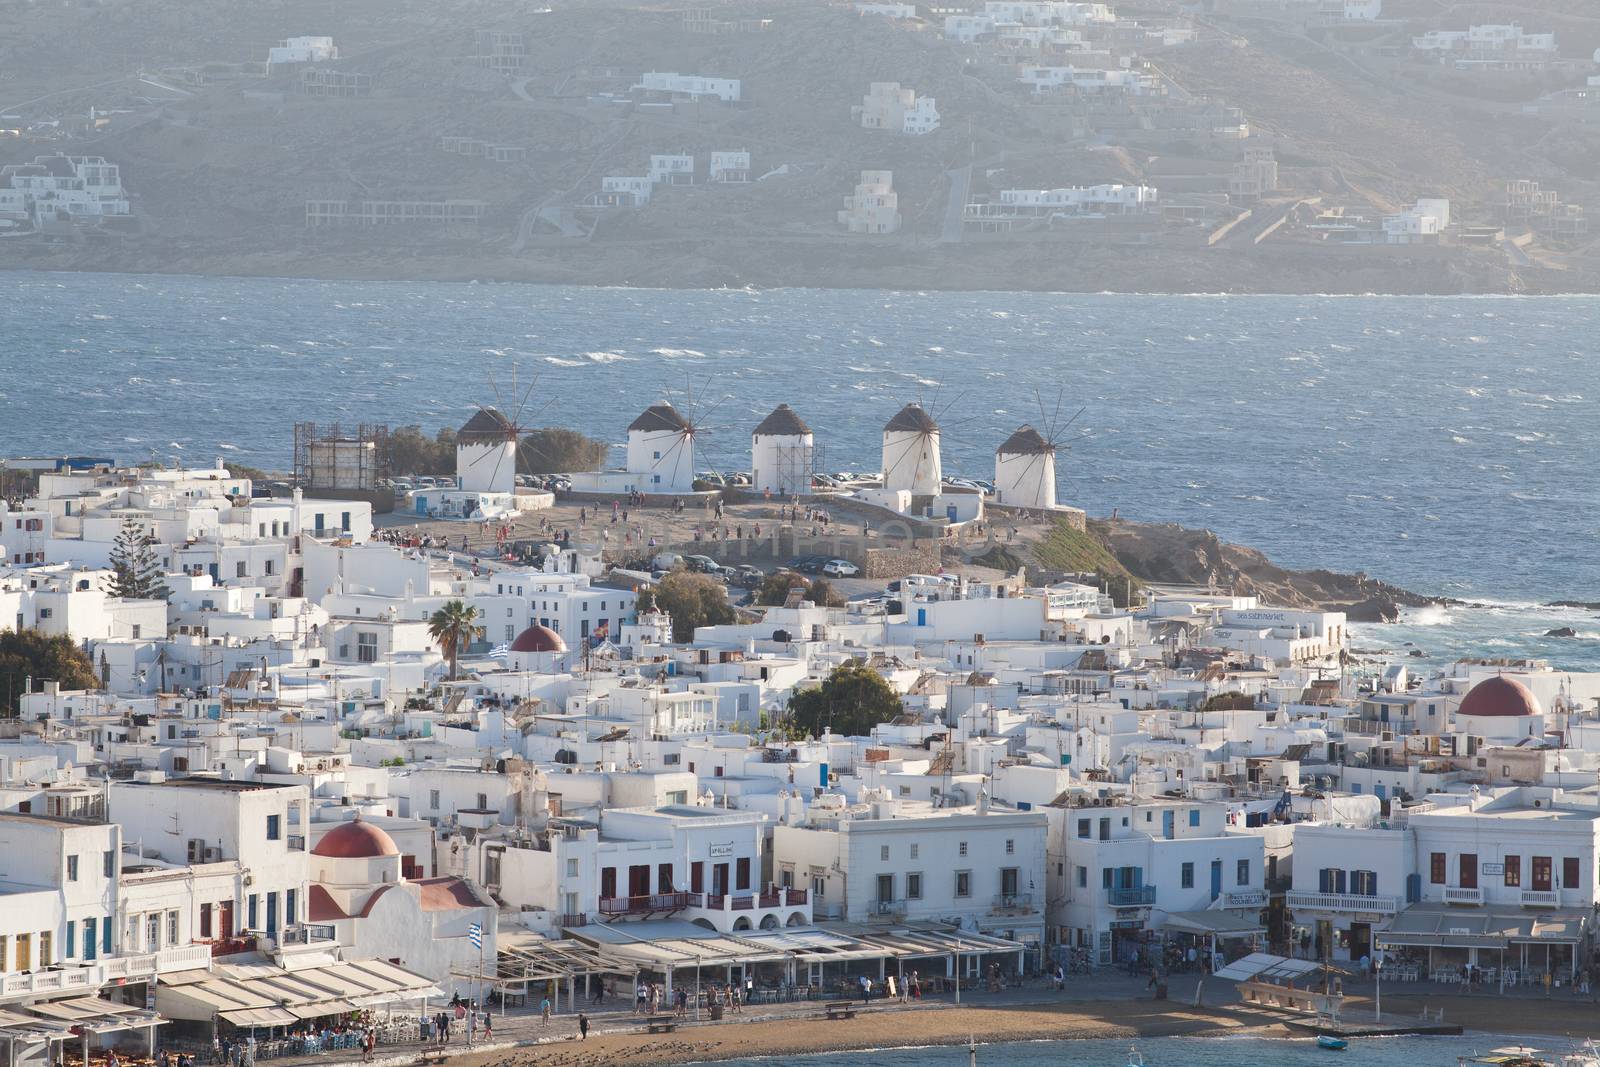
[1085, 518, 1438, 622]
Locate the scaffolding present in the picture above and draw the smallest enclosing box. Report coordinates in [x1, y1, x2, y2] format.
[474, 30, 526, 74]
[292, 422, 389, 490]
[772, 441, 821, 496]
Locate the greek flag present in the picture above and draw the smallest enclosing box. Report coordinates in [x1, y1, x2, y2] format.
[468, 922, 483, 949]
[487, 644, 508, 660]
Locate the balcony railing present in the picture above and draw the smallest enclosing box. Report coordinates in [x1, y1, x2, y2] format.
[871, 899, 907, 918]
[287, 834, 306, 851]
[598, 892, 695, 916]
[1285, 891, 1401, 915]
[560, 913, 588, 928]
[992, 893, 1034, 912]
[1521, 890, 1560, 907]
[1443, 886, 1484, 905]
[1108, 886, 1156, 907]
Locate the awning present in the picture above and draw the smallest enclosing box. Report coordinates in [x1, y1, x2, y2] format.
[1214, 953, 1324, 983]
[285, 1000, 356, 1021]
[1375, 905, 1587, 950]
[1164, 911, 1266, 939]
[218, 1007, 298, 1029]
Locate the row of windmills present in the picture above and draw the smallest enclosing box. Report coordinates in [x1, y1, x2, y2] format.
[452, 398, 1064, 511]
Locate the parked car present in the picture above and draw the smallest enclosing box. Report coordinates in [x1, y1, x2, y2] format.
[684, 554, 726, 576]
[390, 479, 415, 493]
[786, 555, 830, 575]
[734, 564, 765, 587]
[821, 559, 860, 578]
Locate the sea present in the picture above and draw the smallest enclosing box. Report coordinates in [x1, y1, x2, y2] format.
[698, 1034, 1545, 1067]
[3, 272, 1597, 669]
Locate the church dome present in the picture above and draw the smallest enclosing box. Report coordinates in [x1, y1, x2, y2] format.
[312, 818, 400, 859]
[509, 624, 567, 654]
[1458, 675, 1542, 718]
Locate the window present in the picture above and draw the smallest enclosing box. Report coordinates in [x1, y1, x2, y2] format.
[954, 871, 971, 898]
[66, 855, 79, 881]
[1351, 870, 1378, 896]
[1563, 857, 1581, 890]
[104, 850, 115, 878]
[907, 872, 923, 900]
[1076, 866, 1087, 888]
[66, 921, 75, 959]
[247, 895, 258, 930]
[1459, 853, 1478, 890]
[39, 931, 51, 967]
[1077, 819, 1090, 839]
[266, 814, 281, 841]
[201, 903, 213, 938]
[881, 845, 890, 862]
[1098, 817, 1110, 840]
[236, 561, 248, 578]
[147, 913, 160, 949]
[476, 793, 488, 809]
[958, 841, 968, 857]
[1000, 867, 1019, 897]
[1188, 810, 1200, 827]
[430, 790, 441, 810]
[167, 910, 179, 945]
[1181, 862, 1194, 889]
[910, 844, 918, 859]
[1005, 839, 1015, 855]
[566, 859, 579, 877]
[1429, 852, 1446, 884]
[1504, 856, 1521, 887]
[1102, 868, 1113, 889]
[357, 632, 378, 663]
[1532, 856, 1553, 892]
[1236, 858, 1250, 886]
[736, 857, 751, 891]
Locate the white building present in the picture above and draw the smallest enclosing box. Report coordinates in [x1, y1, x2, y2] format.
[1343, 0, 1381, 20]
[649, 154, 695, 185]
[455, 407, 517, 494]
[709, 151, 751, 183]
[855, 82, 940, 136]
[856, 2, 917, 17]
[634, 72, 741, 103]
[750, 404, 815, 496]
[1382, 197, 1450, 244]
[838, 171, 901, 235]
[268, 36, 338, 66]
[600, 175, 653, 207]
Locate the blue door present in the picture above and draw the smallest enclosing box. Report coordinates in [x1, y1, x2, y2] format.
[1210, 860, 1223, 901]
[1162, 810, 1175, 839]
[916, 608, 926, 626]
[947, 504, 959, 522]
[84, 917, 97, 961]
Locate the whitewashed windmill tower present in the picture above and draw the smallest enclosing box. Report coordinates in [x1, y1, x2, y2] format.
[994, 425, 1056, 509]
[456, 407, 519, 494]
[626, 403, 697, 492]
[881, 402, 942, 496]
[751, 403, 815, 495]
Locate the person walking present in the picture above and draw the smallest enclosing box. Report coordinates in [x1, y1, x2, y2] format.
[578, 1013, 590, 1041]
[482, 1009, 492, 1042]
[541, 995, 552, 1027]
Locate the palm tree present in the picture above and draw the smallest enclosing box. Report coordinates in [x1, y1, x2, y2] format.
[427, 601, 480, 681]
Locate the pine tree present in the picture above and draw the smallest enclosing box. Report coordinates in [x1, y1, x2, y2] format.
[106, 517, 170, 601]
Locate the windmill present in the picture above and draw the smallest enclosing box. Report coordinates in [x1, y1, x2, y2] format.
[456, 365, 546, 495]
[881, 401, 943, 496]
[626, 377, 728, 492]
[993, 388, 1085, 511]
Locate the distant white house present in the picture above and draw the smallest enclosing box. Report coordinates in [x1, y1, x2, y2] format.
[0, 154, 131, 228]
[856, 1, 917, 17]
[598, 175, 653, 207]
[1019, 66, 1159, 96]
[1000, 184, 1158, 214]
[649, 154, 695, 185]
[709, 150, 751, 183]
[268, 36, 338, 67]
[1412, 24, 1558, 70]
[854, 82, 940, 135]
[838, 170, 901, 234]
[634, 72, 741, 102]
[1343, 0, 1381, 20]
[1382, 198, 1450, 243]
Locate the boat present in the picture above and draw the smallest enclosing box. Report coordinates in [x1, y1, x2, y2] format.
[1461, 1044, 1600, 1067]
[1316, 1036, 1349, 1051]
[1127, 1044, 1144, 1067]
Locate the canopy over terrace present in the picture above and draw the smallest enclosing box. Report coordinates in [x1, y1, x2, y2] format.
[1, 997, 164, 1067]
[155, 960, 441, 1037]
[1374, 903, 1587, 979]
[463, 928, 615, 1011]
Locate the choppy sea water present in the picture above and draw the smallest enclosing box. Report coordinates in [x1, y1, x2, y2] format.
[2, 273, 1596, 667]
[696, 1034, 1550, 1067]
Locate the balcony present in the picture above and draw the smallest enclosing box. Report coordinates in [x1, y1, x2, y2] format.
[1285, 891, 1401, 915]
[1443, 886, 1484, 905]
[560, 913, 588, 928]
[205, 935, 258, 958]
[287, 834, 306, 851]
[1108, 886, 1156, 907]
[1521, 890, 1560, 908]
[598, 892, 696, 916]
[992, 893, 1034, 913]
[870, 899, 907, 919]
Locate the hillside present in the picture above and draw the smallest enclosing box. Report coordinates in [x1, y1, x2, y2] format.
[2, 0, 1598, 292]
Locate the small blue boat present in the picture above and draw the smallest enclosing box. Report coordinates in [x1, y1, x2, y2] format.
[1317, 1036, 1349, 1051]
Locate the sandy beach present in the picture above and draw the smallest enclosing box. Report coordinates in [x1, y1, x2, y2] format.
[449, 998, 1286, 1067]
